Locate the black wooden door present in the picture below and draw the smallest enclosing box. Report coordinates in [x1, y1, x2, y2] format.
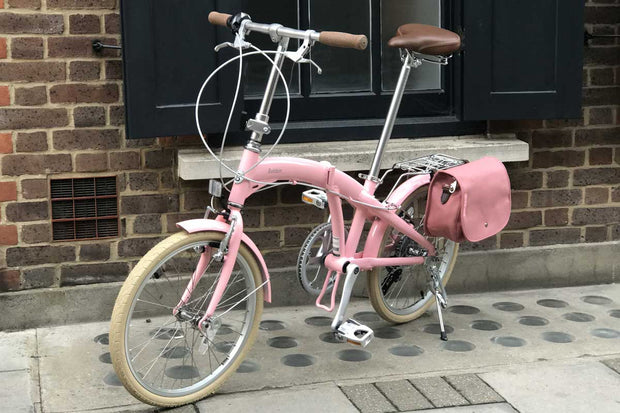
[462, 0, 584, 120]
[121, 0, 244, 138]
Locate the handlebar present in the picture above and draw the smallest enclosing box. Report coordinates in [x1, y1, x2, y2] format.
[208, 11, 368, 51]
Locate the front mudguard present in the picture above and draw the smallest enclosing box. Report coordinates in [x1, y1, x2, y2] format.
[176, 218, 272, 303]
[363, 174, 431, 258]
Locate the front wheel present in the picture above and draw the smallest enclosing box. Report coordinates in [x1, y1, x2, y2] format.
[110, 231, 263, 407]
[367, 185, 459, 324]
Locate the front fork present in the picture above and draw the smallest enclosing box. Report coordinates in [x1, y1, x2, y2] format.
[174, 210, 244, 333]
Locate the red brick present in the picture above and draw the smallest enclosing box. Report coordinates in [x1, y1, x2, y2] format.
[21, 179, 47, 199]
[500, 232, 524, 249]
[105, 60, 122, 80]
[0, 108, 68, 129]
[53, 129, 120, 150]
[574, 168, 620, 186]
[15, 131, 47, 152]
[75, 153, 107, 172]
[5, 201, 47, 221]
[546, 170, 569, 188]
[0, 85, 9, 106]
[14, 85, 46, 106]
[531, 189, 582, 207]
[264, 205, 325, 227]
[582, 87, 620, 106]
[531, 130, 573, 149]
[7, 0, 40, 8]
[511, 191, 528, 209]
[0, 269, 22, 292]
[505, 211, 542, 230]
[109, 151, 139, 170]
[0, 13, 63, 34]
[2, 154, 71, 175]
[109, 105, 124, 125]
[0, 62, 65, 82]
[48, 0, 116, 9]
[573, 207, 620, 225]
[21, 223, 49, 243]
[544, 208, 569, 226]
[73, 106, 105, 127]
[0, 38, 6, 59]
[585, 187, 609, 205]
[48, 36, 119, 58]
[585, 226, 608, 243]
[509, 171, 543, 190]
[0, 181, 17, 201]
[121, 194, 179, 214]
[61, 262, 129, 286]
[6, 245, 74, 267]
[589, 107, 613, 125]
[0, 133, 13, 153]
[589, 147, 613, 165]
[50, 83, 118, 104]
[590, 68, 614, 86]
[69, 14, 100, 34]
[104, 13, 120, 34]
[11, 36, 43, 59]
[69, 60, 100, 81]
[530, 228, 582, 246]
[532, 150, 585, 169]
[613, 187, 620, 203]
[575, 127, 620, 146]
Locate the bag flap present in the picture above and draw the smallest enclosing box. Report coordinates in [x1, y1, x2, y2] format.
[441, 157, 511, 242]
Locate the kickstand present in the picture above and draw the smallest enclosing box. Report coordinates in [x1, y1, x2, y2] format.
[434, 290, 448, 341]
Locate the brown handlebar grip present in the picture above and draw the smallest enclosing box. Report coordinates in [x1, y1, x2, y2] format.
[319, 31, 368, 50]
[208, 11, 232, 27]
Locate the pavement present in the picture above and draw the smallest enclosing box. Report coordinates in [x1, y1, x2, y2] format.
[1, 283, 620, 413]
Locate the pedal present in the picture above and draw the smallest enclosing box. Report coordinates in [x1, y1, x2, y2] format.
[336, 319, 374, 347]
[301, 189, 328, 209]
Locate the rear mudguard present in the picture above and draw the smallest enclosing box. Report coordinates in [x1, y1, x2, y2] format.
[176, 219, 271, 303]
[363, 174, 431, 258]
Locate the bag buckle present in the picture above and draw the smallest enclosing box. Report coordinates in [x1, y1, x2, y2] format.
[441, 180, 458, 204]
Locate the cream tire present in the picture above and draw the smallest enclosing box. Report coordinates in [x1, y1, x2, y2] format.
[110, 231, 263, 407]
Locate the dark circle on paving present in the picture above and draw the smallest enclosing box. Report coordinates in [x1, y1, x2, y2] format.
[492, 302, 524, 312]
[423, 323, 454, 335]
[259, 320, 286, 331]
[337, 349, 372, 362]
[581, 295, 613, 305]
[319, 332, 343, 344]
[94, 333, 109, 345]
[448, 305, 480, 315]
[537, 299, 568, 308]
[237, 360, 260, 373]
[150, 328, 184, 340]
[98, 352, 112, 364]
[591, 328, 620, 339]
[305, 316, 332, 327]
[470, 320, 502, 331]
[161, 346, 191, 359]
[353, 311, 382, 323]
[282, 354, 316, 367]
[216, 324, 234, 336]
[542, 331, 575, 344]
[442, 340, 475, 352]
[164, 365, 200, 380]
[563, 312, 595, 323]
[492, 336, 527, 347]
[215, 341, 235, 353]
[103, 372, 122, 386]
[374, 327, 403, 339]
[518, 316, 549, 326]
[267, 336, 299, 349]
[608, 310, 620, 319]
[388, 345, 424, 357]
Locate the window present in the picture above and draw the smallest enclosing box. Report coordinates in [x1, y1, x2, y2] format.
[121, 0, 584, 140]
[50, 177, 119, 241]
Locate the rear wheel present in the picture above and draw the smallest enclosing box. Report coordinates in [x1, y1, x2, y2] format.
[368, 185, 458, 323]
[110, 231, 263, 407]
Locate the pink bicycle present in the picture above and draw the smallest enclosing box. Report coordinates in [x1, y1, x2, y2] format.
[109, 11, 507, 407]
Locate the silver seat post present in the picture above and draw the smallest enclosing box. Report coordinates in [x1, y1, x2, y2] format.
[367, 51, 419, 181]
[246, 37, 290, 152]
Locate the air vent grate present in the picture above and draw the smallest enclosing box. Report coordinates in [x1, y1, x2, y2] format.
[50, 176, 119, 241]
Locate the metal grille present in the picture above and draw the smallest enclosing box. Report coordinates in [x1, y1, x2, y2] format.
[50, 176, 119, 241]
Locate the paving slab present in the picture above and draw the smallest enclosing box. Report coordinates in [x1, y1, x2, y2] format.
[444, 374, 504, 404]
[374, 379, 433, 411]
[340, 383, 395, 413]
[0, 329, 36, 371]
[0, 370, 35, 412]
[196, 382, 357, 413]
[602, 357, 620, 375]
[481, 360, 620, 413]
[409, 403, 518, 413]
[409, 376, 468, 408]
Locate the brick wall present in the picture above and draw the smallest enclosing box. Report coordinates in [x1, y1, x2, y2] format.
[0, 1, 618, 293]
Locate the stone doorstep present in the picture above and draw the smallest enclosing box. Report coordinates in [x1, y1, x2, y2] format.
[178, 134, 528, 180]
[0, 240, 617, 331]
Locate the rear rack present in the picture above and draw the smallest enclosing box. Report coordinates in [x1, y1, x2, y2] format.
[393, 154, 466, 175]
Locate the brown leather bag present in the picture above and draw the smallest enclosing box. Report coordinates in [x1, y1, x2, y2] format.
[424, 157, 511, 243]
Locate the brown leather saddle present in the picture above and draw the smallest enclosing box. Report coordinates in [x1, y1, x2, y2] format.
[388, 23, 461, 56]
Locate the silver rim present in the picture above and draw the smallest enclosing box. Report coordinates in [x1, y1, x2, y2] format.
[377, 189, 457, 316]
[123, 239, 257, 397]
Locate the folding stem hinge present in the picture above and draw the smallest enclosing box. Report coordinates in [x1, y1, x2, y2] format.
[246, 118, 271, 135]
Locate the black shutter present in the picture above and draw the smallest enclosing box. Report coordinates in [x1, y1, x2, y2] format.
[463, 0, 584, 120]
[121, 0, 244, 138]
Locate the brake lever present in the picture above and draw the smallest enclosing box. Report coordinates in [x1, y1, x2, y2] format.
[284, 33, 323, 74]
[215, 33, 251, 52]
